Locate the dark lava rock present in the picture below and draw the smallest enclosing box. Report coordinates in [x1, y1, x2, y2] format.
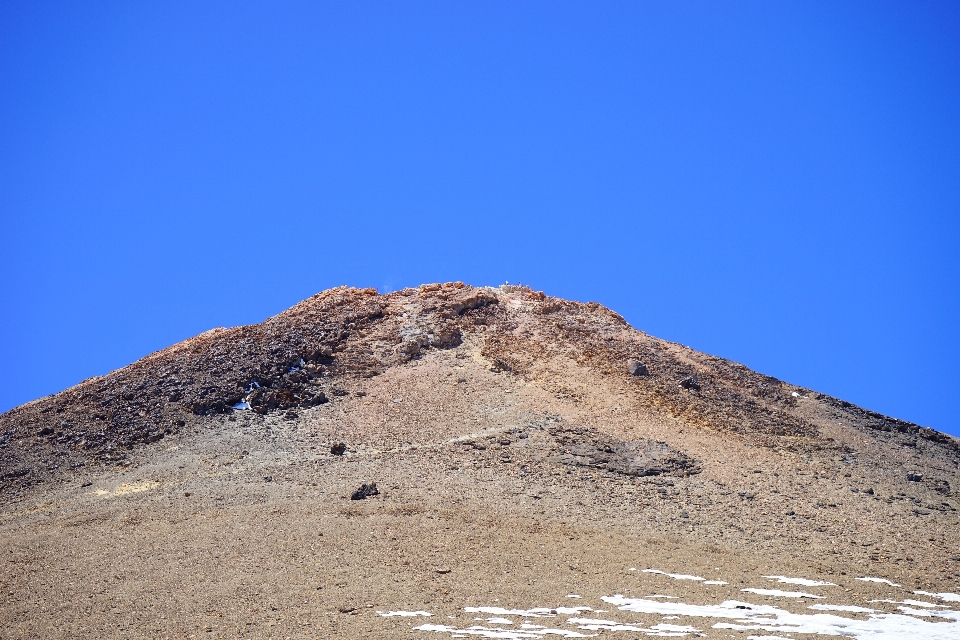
[549, 428, 700, 478]
[680, 375, 701, 391]
[931, 479, 951, 495]
[330, 442, 347, 456]
[628, 360, 649, 376]
[907, 473, 924, 482]
[350, 482, 379, 500]
[306, 392, 328, 406]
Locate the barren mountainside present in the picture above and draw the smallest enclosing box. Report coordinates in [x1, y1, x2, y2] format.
[0, 283, 957, 639]
[2, 283, 954, 488]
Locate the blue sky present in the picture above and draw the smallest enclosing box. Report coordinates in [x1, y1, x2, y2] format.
[1, 1, 958, 435]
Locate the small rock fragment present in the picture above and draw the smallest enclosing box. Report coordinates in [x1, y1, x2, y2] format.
[680, 375, 701, 391]
[907, 473, 923, 482]
[330, 443, 347, 456]
[350, 482, 379, 500]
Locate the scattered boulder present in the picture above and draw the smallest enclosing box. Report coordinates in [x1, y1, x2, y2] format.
[350, 482, 379, 500]
[628, 360, 649, 376]
[680, 375, 701, 391]
[330, 443, 347, 456]
[907, 473, 924, 482]
[305, 391, 328, 406]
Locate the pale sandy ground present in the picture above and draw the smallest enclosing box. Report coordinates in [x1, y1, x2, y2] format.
[2, 341, 958, 639]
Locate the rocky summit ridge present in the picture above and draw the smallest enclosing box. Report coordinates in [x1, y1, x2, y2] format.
[1, 283, 958, 639]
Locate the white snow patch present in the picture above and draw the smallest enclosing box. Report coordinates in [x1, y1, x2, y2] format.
[409, 591, 960, 639]
[414, 623, 591, 638]
[568, 618, 698, 636]
[857, 576, 901, 587]
[642, 569, 706, 581]
[703, 581, 728, 585]
[379, 610, 432, 617]
[231, 401, 250, 410]
[896, 606, 960, 620]
[603, 594, 960, 639]
[871, 599, 944, 608]
[808, 604, 877, 613]
[565, 595, 582, 599]
[914, 591, 960, 603]
[741, 588, 823, 599]
[763, 575, 836, 587]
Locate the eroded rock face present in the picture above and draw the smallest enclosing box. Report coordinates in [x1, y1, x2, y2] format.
[549, 427, 700, 478]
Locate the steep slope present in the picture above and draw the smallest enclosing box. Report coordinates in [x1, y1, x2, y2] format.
[0, 283, 957, 639]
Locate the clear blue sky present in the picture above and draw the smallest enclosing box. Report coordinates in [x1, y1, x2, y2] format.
[1, 2, 958, 435]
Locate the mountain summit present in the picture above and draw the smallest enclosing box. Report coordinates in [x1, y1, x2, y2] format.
[2, 283, 958, 638]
